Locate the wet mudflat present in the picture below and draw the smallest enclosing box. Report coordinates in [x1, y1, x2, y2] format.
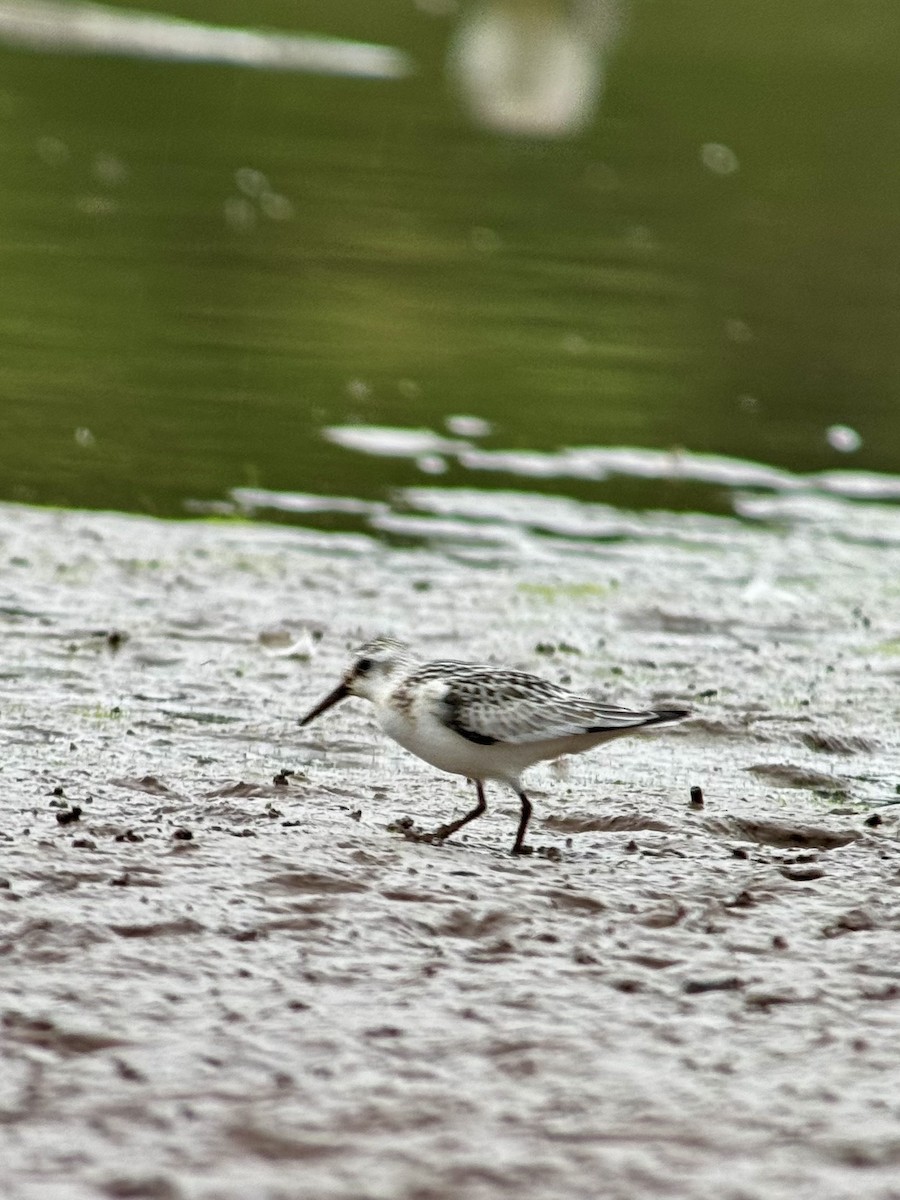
[1, 500, 899, 1200]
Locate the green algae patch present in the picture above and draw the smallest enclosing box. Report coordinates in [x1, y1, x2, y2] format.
[517, 581, 616, 603]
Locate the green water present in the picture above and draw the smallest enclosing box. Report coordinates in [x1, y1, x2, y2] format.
[1, 0, 899, 518]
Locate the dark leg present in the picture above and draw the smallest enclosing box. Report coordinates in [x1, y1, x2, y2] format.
[511, 791, 533, 855]
[434, 780, 487, 842]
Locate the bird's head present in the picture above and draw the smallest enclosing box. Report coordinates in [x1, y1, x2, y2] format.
[299, 636, 414, 725]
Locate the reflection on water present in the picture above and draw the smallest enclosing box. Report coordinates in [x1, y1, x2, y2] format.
[0, 0, 412, 77]
[448, 0, 623, 137]
[0, 0, 898, 522]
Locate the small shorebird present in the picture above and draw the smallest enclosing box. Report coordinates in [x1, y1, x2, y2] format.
[299, 636, 689, 855]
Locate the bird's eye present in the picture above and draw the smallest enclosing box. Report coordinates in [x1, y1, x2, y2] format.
[356, 657, 373, 675]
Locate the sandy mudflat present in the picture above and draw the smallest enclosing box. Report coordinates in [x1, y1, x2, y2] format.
[1, 500, 899, 1200]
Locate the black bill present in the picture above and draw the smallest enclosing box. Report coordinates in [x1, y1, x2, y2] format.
[299, 681, 350, 726]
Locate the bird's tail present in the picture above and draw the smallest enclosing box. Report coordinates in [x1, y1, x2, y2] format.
[642, 708, 690, 726]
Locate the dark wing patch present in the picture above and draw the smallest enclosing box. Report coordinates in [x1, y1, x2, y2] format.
[449, 722, 499, 746]
[444, 694, 500, 745]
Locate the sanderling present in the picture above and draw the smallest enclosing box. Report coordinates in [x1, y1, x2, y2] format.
[299, 636, 689, 855]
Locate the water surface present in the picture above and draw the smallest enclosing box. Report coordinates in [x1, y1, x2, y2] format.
[1, 0, 898, 520]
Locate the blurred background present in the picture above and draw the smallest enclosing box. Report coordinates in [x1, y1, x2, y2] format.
[1, 0, 898, 527]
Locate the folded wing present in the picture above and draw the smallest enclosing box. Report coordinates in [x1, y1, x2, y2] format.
[435, 666, 688, 746]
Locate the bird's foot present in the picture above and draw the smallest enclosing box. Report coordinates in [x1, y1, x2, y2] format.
[511, 843, 534, 856]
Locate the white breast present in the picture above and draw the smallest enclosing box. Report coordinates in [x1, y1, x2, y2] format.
[373, 679, 506, 783]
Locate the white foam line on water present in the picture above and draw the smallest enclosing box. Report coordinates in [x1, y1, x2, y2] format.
[396, 487, 754, 550]
[732, 491, 900, 542]
[323, 422, 900, 505]
[810, 470, 900, 501]
[187, 430, 900, 543]
[369, 510, 528, 546]
[230, 487, 388, 517]
[0, 0, 414, 79]
[324, 425, 472, 458]
[459, 445, 806, 490]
